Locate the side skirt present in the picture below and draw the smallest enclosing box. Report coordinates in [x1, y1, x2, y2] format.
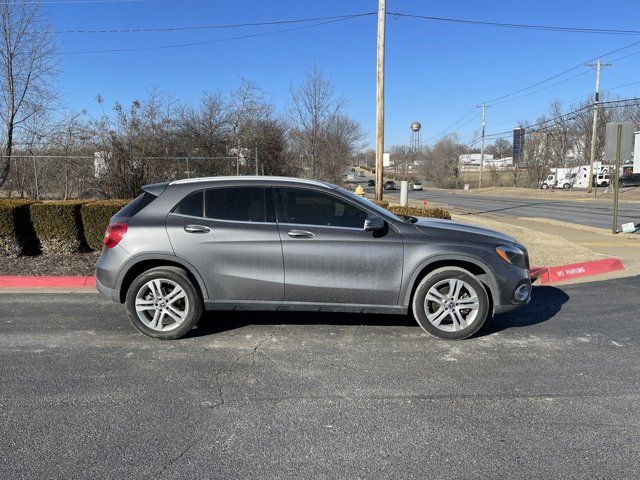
[204, 300, 408, 315]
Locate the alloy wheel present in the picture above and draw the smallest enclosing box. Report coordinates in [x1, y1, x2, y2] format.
[424, 278, 480, 332]
[134, 278, 189, 332]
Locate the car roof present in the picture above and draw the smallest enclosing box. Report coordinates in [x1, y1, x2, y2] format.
[168, 176, 335, 189]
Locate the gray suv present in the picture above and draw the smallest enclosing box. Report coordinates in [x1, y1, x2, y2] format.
[96, 177, 531, 340]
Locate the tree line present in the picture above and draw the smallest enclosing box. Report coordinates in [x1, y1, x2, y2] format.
[383, 95, 639, 188]
[0, 2, 363, 198]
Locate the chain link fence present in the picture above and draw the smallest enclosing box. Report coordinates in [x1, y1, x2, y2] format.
[0, 155, 261, 199]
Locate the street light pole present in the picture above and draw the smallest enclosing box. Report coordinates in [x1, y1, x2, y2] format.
[375, 0, 386, 201]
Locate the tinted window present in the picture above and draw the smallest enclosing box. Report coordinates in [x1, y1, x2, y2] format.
[174, 191, 203, 217]
[278, 188, 368, 228]
[205, 187, 266, 222]
[117, 192, 156, 218]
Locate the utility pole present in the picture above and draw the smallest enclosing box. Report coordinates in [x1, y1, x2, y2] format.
[375, 0, 386, 201]
[586, 58, 611, 193]
[255, 147, 259, 176]
[477, 103, 489, 189]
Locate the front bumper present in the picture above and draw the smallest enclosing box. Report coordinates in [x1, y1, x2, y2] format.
[493, 275, 531, 315]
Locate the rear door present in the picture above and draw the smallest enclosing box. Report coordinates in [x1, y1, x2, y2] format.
[274, 187, 403, 306]
[166, 186, 284, 302]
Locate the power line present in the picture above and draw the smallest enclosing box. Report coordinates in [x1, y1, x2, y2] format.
[387, 12, 640, 36]
[435, 39, 640, 144]
[53, 12, 376, 34]
[466, 97, 640, 146]
[491, 70, 592, 106]
[482, 40, 640, 104]
[58, 15, 369, 54]
[423, 107, 477, 143]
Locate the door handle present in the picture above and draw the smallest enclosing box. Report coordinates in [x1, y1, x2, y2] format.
[184, 225, 211, 234]
[287, 229, 314, 238]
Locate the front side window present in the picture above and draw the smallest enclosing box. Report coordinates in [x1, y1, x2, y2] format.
[277, 188, 368, 228]
[205, 187, 266, 222]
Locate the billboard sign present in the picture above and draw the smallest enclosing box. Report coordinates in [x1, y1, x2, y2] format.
[513, 127, 525, 165]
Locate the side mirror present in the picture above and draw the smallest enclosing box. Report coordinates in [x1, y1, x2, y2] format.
[364, 215, 385, 232]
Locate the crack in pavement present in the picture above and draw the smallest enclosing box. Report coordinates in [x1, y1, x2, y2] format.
[213, 327, 279, 407]
[151, 433, 205, 479]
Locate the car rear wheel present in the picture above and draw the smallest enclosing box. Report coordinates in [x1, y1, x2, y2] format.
[125, 266, 203, 340]
[412, 267, 489, 340]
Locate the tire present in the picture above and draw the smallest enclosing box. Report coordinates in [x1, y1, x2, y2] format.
[412, 267, 490, 340]
[562, 183, 570, 189]
[541, 184, 548, 190]
[125, 266, 203, 340]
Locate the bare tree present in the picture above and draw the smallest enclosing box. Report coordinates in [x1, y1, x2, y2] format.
[288, 66, 362, 181]
[426, 134, 465, 188]
[228, 79, 270, 175]
[0, 0, 57, 188]
[177, 91, 228, 157]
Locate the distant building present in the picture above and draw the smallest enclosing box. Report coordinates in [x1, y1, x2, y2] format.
[485, 157, 514, 169]
[458, 153, 495, 166]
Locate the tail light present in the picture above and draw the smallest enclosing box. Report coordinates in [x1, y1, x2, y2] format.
[103, 222, 128, 249]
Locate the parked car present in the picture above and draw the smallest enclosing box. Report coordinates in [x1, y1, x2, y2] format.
[619, 173, 640, 187]
[592, 173, 610, 187]
[96, 177, 531, 341]
[383, 180, 397, 190]
[367, 179, 375, 187]
[412, 181, 423, 191]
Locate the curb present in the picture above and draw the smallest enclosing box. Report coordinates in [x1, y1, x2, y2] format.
[530, 258, 625, 285]
[0, 276, 96, 288]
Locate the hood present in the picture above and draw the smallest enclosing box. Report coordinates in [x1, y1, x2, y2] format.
[413, 217, 517, 245]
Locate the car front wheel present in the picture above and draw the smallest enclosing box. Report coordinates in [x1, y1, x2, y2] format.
[125, 266, 203, 340]
[412, 267, 490, 340]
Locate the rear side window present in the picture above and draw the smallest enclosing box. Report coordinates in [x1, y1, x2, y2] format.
[174, 191, 203, 217]
[205, 187, 266, 222]
[117, 192, 156, 218]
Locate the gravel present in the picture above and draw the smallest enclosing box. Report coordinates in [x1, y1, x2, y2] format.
[0, 252, 98, 276]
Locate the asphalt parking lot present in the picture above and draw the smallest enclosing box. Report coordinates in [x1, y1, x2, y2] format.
[2, 277, 640, 479]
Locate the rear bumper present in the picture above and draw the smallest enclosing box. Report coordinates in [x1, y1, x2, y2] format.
[96, 276, 118, 302]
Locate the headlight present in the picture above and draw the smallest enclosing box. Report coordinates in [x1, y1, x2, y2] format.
[496, 245, 527, 269]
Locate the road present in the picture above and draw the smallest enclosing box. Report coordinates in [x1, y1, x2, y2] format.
[2, 277, 640, 479]
[382, 189, 640, 231]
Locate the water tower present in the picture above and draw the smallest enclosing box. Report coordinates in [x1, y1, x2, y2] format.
[410, 121, 422, 151]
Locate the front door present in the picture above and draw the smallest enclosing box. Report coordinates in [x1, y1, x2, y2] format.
[275, 187, 403, 306]
[166, 186, 284, 302]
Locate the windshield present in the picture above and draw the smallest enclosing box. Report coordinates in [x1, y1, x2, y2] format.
[336, 187, 404, 223]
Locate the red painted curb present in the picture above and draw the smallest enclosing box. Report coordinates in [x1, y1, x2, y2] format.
[530, 258, 625, 285]
[0, 276, 96, 288]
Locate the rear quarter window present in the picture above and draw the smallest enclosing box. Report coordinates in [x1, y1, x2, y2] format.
[117, 192, 156, 219]
[173, 191, 204, 217]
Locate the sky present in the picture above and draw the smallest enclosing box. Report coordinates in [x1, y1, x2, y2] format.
[42, 0, 640, 148]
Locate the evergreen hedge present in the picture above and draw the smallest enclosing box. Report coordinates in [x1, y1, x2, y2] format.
[0, 199, 39, 257]
[81, 200, 130, 251]
[30, 201, 87, 254]
[372, 200, 452, 220]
